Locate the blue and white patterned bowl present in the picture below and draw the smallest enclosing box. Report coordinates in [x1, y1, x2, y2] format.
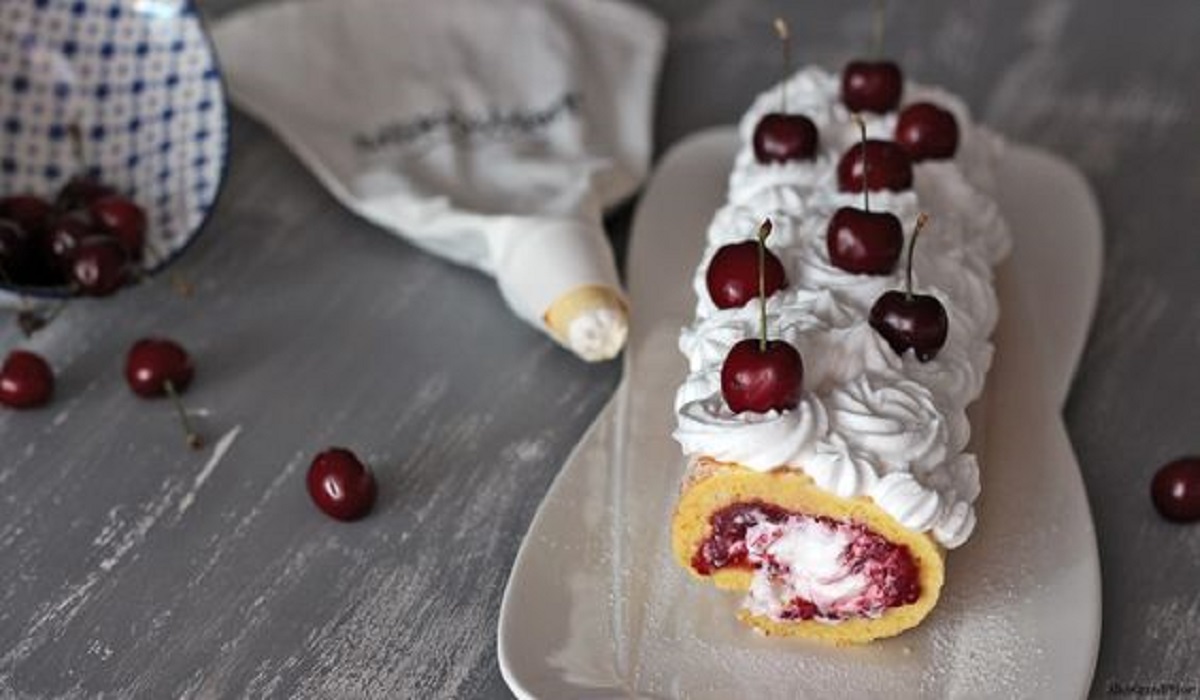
[0, 0, 227, 299]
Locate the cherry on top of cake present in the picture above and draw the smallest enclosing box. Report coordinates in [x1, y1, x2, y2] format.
[842, 59, 903, 115]
[869, 213, 949, 362]
[716, 220, 805, 415]
[840, 0, 903, 114]
[752, 18, 818, 165]
[896, 101, 960, 161]
[827, 115, 905, 275]
[837, 137, 913, 193]
[838, 0, 961, 163]
[705, 233, 787, 311]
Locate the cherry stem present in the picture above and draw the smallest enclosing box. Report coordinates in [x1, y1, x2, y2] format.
[164, 380, 203, 450]
[17, 301, 67, 338]
[774, 18, 790, 113]
[853, 113, 869, 212]
[756, 219, 773, 352]
[872, 0, 887, 58]
[905, 212, 930, 299]
[68, 122, 87, 174]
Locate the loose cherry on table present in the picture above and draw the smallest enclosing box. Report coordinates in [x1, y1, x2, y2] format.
[826, 115, 904, 274]
[307, 447, 377, 522]
[752, 18, 818, 164]
[706, 221, 788, 309]
[841, 60, 902, 114]
[125, 337, 202, 448]
[895, 102, 960, 161]
[837, 138, 913, 193]
[719, 219, 804, 413]
[1151, 457, 1200, 523]
[869, 213, 948, 362]
[0, 349, 54, 409]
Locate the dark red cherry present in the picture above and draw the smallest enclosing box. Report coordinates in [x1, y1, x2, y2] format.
[1151, 457, 1200, 523]
[89, 195, 146, 259]
[841, 60, 903, 113]
[720, 338, 804, 413]
[896, 102, 959, 161]
[837, 139, 913, 193]
[0, 195, 53, 235]
[307, 447, 377, 521]
[0, 350, 54, 409]
[126, 337, 202, 448]
[869, 290, 948, 362]
[0, 218, 60, 287]
[826, 207, 903, 274]
[44, 213, 96, 266]
[125, 337, 194, 398]
[69, 238, 129, 296]
[706, 240, 788, 309]
[0, 218, 35, 276]
[55, 175, 115, 212]
[753, 113, 818, 164]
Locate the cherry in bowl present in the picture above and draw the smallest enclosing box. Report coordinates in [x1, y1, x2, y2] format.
[0, 0, 228, 303]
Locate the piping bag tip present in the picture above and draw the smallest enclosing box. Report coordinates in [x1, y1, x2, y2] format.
[544, 285, 628, 362]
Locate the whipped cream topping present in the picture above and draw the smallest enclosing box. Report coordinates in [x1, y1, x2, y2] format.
[566, 307, 628, 362]
[673, 67, 1010, 549]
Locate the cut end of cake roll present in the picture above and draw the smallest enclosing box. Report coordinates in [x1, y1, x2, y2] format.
[672, 458, 945, 645]
[543, 284, 629, 362]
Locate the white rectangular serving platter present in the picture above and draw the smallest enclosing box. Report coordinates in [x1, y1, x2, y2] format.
[498, 127, 1103, 699]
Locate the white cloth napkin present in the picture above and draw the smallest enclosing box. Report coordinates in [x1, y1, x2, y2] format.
[211, 0, 666, 360]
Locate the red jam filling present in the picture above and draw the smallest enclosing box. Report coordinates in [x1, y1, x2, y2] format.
[691, 500, 921, 620]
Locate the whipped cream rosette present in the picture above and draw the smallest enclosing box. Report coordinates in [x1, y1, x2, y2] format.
[670, 66, 1011, 644]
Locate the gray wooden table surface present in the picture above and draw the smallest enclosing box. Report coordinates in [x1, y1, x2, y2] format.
[3, 0, 1198, 697]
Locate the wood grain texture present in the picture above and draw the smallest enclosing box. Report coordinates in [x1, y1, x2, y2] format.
[3, 0, 1198, 697]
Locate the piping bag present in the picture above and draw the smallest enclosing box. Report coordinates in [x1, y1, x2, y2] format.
[211, 0, 666, 361]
